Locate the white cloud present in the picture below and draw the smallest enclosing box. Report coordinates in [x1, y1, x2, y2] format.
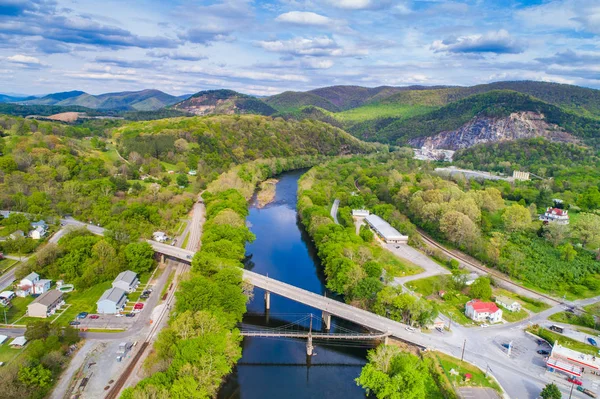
[6, 54, 43, 65]
[256, 36, 366, 58]
[432, 30, 524, 54]
[275, 11, 332, 26]
[327, 0, 373, 9]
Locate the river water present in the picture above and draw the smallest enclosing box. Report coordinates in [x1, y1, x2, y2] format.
[218, 170, 369, 399]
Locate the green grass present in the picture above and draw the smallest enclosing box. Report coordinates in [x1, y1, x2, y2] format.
[127, 271, 152, 302]
[1, 296, 35, 324]
[373, 245, 422, 278]
[549, 312, 600, 332]
[53, 282, 112, 326]
[0, 343, 25, 363]
[406, 275, 441, 296]
[493, 288, 551, 313]
[181, 231, 190, 249]
[428, 352, 502, 392]
[0, 258, 18, 273]
[498, 306, 529, 322]
[160, 270, 175, 300]
[529, 326, 600, 356]
[584, 302, 600, 317]
[334, 103, 437, 125]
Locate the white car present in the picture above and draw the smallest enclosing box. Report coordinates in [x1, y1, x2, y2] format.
[480, 323, 489, 328]
[405, 326, 416, 332]
[115, 313, 124, 317]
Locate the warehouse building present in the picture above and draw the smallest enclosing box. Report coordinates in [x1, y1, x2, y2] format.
[364, 214, 408, 244]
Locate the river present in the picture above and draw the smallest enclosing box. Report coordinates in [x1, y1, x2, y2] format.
[218, 170, 370, 399]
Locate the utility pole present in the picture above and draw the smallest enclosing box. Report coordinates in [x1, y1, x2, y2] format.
[461, 339, 466, 362]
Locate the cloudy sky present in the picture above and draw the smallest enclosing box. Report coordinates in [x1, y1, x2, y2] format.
[1, 0, 599, 96]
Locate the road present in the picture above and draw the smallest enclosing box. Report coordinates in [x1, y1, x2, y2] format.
[387, 243, 451, 285]
[330, 199, 340, 224]
[185, 197, 205, 251]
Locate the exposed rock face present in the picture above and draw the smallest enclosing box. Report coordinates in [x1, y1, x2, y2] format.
[172, 95, 237, 116]
[409, 111, 578, 150]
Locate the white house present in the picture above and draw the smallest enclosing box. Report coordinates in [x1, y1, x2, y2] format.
[17, 272, 40, 297]
[34, 279, 52, 294]
[152, 231, 168, 243]
[0, 291, 15, 301]
[495, 296, 522, 312]
[465, 299, 503, 324]
[539, 207, 570, 225]
[29, 226, 47, 240]
[96, 287, 128, 314]
[112, 270, 139, 293]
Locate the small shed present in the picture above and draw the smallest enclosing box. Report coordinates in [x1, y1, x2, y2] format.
[10, 336, 27, 348]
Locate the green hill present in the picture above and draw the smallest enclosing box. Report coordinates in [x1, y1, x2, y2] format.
[350, 90, 600, 147]
[264, 91, 341, 112]
[171, 89, 277, 116]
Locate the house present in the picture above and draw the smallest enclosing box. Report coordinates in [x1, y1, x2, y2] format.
[34, 279, 52, 294]
[27, 290, 64, 318]
[539, 207, 569, 225]
[0, 291, 15, 301]
[465, 299, 503, 323]
[495, 296, 522, 312]
[97, 287, 128, 314]
[152, 231, 168, 243]
[16, 272, 40, 297]
[10, 336, 27, 348]
[112, 270, 139, 293]
[31, 220, 48, 231]
[29, 226, 47, 240]
[0, 210, 10, 219]
[9, 230, 24, 240]
[352, 209, 370, 217]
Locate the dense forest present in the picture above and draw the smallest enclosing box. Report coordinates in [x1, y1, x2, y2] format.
[301, 153, 600, 297]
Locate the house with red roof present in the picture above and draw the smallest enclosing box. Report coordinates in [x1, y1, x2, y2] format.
[539, 207, 569, 225]
[465, 299, 503, 323]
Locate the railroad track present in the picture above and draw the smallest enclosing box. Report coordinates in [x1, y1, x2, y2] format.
[104, 261, 188, 399]
[418, 230, 562, 306]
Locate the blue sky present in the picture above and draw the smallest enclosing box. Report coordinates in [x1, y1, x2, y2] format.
[0, 0, 599, 96]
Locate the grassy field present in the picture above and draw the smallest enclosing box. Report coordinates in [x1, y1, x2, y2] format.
[498, 306, 529, 322]
[0, 258, 18, 274]
[493, 288, 551, 313]
[160, 270, 175, 300]
[427, 351, 502, 392]
[334, 103, 436, 124]
[549, 311, 600, 332]
[0, 342, 25, 363]
[584, 302, 600, 317]
[375, 245, 423, 279]
[181, 231, 190, 249]
[2, 295, 35, 324]
[53, 282, 112, 326]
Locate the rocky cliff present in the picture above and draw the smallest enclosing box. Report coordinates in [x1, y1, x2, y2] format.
[409, 111, 578, 150]
[171, 89, 276, 116]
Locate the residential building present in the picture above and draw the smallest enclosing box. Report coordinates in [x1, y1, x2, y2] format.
[364, 214, 408, 244]
[539, 207, 569, 225]
[9, 230, 24, 240]
[352, 209, 370, 217]
[27, 290, 64, 318]
[495, 296, 522, 312]
[152, 231, 168, 243]
[97, 287, 127, 314]
[112, 270, 139, 293]
[465, 299, 503, 323]
[10, 336, 27, 347]
[34, 279, 52, 294]
[0, 291, 15, 301]
[17, 272, 40, 297]
[29, 226, 47, 239]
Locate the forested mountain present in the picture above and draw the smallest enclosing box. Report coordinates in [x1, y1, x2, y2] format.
[21, 89, 181, 111]
[171, 89, 277, 116]
[0, 94, 36, 103]
[350, 91, 600, 149]
[264, 91, 341, 112]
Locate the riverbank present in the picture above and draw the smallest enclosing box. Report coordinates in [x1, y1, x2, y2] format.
[256, 178, 278, 208]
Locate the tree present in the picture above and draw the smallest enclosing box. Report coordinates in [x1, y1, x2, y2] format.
[439, 211, 481, 249]
[559, 243, 577, 262]
[469, 277, 492, 300]
[540, 383, 562, 399]
[542, 223, 569, 247]
[176, 174, 189, 187]
[359, 225, 374, 243]
[125, 242, 156, 273]
[572, 213, 600, 248]
[25, 320, 50, 341]
[18, 364, 52, 388]
[502, 204, 531, 232]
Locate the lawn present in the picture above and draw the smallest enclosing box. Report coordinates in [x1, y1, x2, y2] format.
[374, 245, 423, 279]
[0, 258, 18, 274]
[160, 270, 175, 301]
[1, 296, 35, 324]
[493, 288, 551, 313]
[584, 302, 600, 317]
[406, 275, 442, 297]
[181, 231, 190, 249]
[498, 306, 529, 323]
[53, 282, 112, 326]
[529, 326, 600, 356]
[0, 343, 25, 363]
[549, 312, 600, 332]
[426, 351, 502, 392]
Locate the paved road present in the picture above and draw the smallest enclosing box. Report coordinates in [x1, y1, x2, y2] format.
[185, 198, 205, 251]
[387, 243, 450, 285]
[330, 199, 340, 224]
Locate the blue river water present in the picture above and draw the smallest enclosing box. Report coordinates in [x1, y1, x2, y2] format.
[218, 170, 369, 399]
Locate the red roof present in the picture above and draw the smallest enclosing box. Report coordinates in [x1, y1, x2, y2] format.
[468, 299, 499, 313]
[548, 208, 567, 216]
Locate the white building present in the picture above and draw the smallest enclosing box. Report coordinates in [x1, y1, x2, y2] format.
[0, 335, 7, 345]
[364, 214, 408, 244]
[10, 336, 27, 348]
[0, 291, 15, 301]
[539, 207, 569, 225]
[97, 287, 128, 314]
[547, 343, 600, 378]
[495, 296, 522, 312]
[152, 231, 168, 242]
[17, 272, 40, 297]
[34, 279, 52, 294]
[29, 226, 47, 240]
[465, 299, 503, 323]
[112, 270, 139, 293]
[352, 209, 370, 217]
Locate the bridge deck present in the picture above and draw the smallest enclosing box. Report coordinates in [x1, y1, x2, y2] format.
[240, 331, 390, 339]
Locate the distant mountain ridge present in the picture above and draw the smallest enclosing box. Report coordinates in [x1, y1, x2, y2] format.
[0, 94, 38, 103]
[21, 89, 182, 111]
[171, 89, 277, 116]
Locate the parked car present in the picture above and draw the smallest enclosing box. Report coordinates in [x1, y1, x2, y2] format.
[69, 321, 80, 326]
[125, 313, 136, 318]
[537, 349, 550, 355]
[435, 327, 444, 333]
[480, 323, 489, 328]
[89, 315, 99, 319]
[568, 377, 583, 386]
[578, 386, 598, 398]
[589, 338, 598, 346]
[116, 356, 123, 362]
[115, 313, 124, 317]
[134, 303, 144, 310]
[186, 254, 192, 260]
[76, 312, 88, 319]
[405, 326, 416, 332]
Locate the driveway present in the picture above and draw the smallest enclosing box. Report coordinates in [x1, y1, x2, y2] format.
[387, 243, 451, 285]
[458, 388, 501, 399]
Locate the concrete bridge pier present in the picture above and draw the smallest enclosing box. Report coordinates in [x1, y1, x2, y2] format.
[322, 311, 331, 330]
[306, 335, 314, 356]
[264, 290, 271, 311]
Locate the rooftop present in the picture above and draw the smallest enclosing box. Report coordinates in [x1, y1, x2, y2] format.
[10, 336, 27, 346]
[551, 343, 600, 370]
[31, 290, 63, 306]
[98, 287, 127, 304]
[114, 270, 138, 285]
[23, 272, 39, 282]
[546, 207, 568, 216]
[495, 296, 517, 305]
[365, 214, 405, 240]
[467, 299, 500, 313]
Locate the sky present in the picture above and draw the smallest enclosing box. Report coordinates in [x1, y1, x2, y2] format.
[0, 0, 599, 96]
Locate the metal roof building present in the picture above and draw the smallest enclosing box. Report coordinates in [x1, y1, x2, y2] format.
[112, 270, 139, 293]
[97, 287, 128, 314]
[364, 214, 408, 244]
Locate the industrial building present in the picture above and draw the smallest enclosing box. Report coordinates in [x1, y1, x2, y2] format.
[364, 214, 408, 244]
